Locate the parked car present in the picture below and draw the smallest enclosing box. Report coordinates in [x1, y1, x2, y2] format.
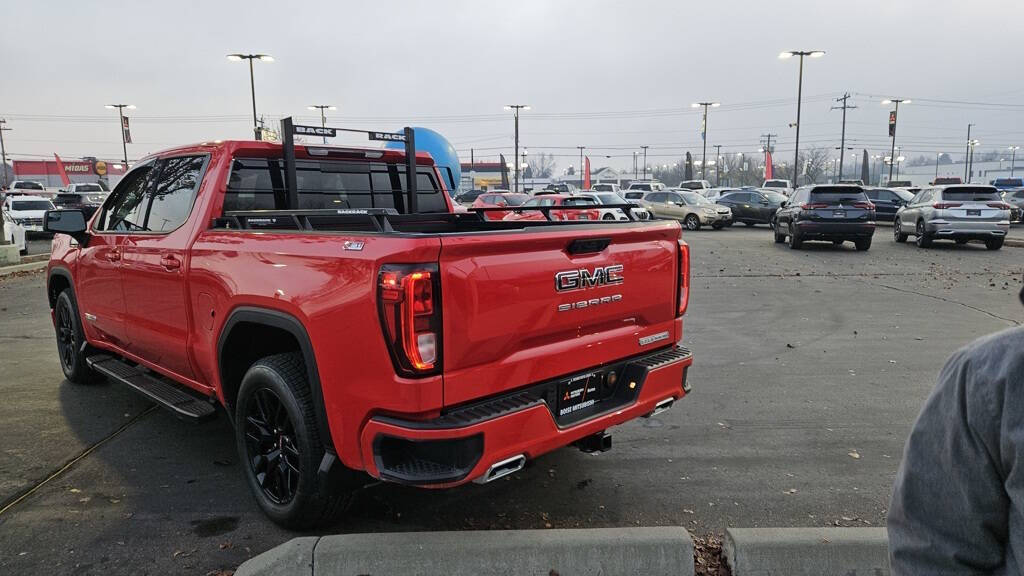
[3, 194, 54, 234]
[637, 189, 731, 230]
[933, 177, 963, 185]
[503, 193, 601, 221]
[863, 187, 913, 221]
[894, 185, 1010, 250]
[772, 185, 876, 250]
[542, 182, 577, 194]
[53, 183, 107, 219]
[454, 189, 486, 205]
[716, 189, 787, 226]
[5, 180, 47, 195]
[678, 179, 712, 191]
[1001, 188, 1024, 222]
[992, 178, 1023, 190]
[578, 191, 647, 220]
[2, 209, 27, 254]
[762, 179, 793, 195]
[43, 138, 693, 528]
[626, 180, 665, 192]
[699, 187, 742, 202]
[590, 183, 621, 193]
[838, 179, 864, 185]
[469, 192, 529, 220]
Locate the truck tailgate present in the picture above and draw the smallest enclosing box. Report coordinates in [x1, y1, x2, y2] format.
[440, 220, 682, 407]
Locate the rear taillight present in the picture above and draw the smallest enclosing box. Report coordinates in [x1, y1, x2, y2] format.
[800, 202, 828, 209]
[987, 202, 1012, 210]
[932, 202, 962, 209]
[378, 264, 441, 376]
[852, 202, 875, 210]
[676, 238, 690, 317]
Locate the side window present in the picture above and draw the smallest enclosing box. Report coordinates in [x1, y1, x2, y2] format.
[146, 156, 207, 232]
[96, 164, 156, 232]
[864, 189, 879, 200]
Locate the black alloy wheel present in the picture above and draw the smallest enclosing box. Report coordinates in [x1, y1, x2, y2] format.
[244, 388, 301, 505]
[56, 295, 77, 371]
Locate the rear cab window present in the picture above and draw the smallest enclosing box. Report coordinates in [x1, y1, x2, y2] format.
[225, 158, 446, 213]
[809, 186, 868, 205]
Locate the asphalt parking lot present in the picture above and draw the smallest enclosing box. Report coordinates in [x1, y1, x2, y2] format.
[1, 225, 1022, 575]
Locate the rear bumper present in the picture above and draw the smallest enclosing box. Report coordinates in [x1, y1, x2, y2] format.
[924, 219, 1009, 237]
[794, 220, 875, 239]
[358, 346, 693, 487]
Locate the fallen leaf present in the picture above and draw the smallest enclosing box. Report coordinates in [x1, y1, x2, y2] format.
[848, 451, 861, 459]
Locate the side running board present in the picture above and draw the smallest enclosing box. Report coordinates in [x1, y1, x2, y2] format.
[86, 354, 216, 421]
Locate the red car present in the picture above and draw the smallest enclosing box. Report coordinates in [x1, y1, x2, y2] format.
[470, 191, 530, 220]
[43, 139, 692, 528]
[503, 194, 602, 221]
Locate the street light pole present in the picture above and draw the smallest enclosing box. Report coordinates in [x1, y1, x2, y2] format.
[0, 119, 9, 189]
[577, 146, 585, 187]
[967, 139, 980, 183]
[1010, 146, 1020, 177]
[692, 101, 720, 181]
[505, 105, 529, 192]
[780, 50, 824, 187]
[641, 145, 649, 180]
[713, 144, 723, 186]
[963, 123, 973, 182]
[307, 105, 336, 144]
[227, 53, 274, 140]
[105, 103, 136, 166]
[882, 98, 910, 183]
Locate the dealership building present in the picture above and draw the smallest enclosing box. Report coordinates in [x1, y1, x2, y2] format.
[12, 158, 127, 189]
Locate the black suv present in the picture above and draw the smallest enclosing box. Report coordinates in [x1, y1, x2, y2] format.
[772, 185, 876, 250]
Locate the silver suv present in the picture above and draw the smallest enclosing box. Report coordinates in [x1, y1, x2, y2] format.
[894, 185, 1011, 250]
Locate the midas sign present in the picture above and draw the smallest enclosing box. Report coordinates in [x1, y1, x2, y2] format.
[64, 162, 93, 173]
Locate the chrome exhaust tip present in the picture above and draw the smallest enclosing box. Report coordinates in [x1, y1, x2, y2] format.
[474, 454, 526, 484]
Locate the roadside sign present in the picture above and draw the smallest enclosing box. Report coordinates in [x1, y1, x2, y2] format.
[122, 115, 132, 144]
[888, 111, 896, 137]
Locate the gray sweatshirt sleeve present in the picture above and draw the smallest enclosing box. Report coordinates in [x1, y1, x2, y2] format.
[888, 328, 1023, 575]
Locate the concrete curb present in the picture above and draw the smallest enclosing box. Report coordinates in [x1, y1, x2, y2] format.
[0, 259, 47, 277]
[725, 527, 889, 576]
[235, 527, 694, 576]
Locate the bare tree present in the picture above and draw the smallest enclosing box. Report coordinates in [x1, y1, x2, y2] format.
[526, 152, 557, 179]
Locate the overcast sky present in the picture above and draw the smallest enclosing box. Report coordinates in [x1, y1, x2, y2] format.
[2, 0, 1023, 171]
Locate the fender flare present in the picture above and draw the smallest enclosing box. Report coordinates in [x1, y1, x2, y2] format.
[217, 306, 334, 450]
[47, 266, 74, 307]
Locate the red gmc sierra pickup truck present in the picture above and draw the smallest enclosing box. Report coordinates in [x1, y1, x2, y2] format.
[43, 138, 693, 528]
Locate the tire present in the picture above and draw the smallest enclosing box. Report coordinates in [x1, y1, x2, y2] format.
[787, 223, 802, 249]
[54, 289, 101, 384]
[986, 238, 1004, 251]
[743, 221, 756, 227]
[915, 220, 932, 248]
[854, 238, 872, 251]
[684, 214, 701, 231]
[773, 221, 786, 243]
[955, 238, 969, 245]
[602, 213, 615, 221]
[235, 352, 353, 529]
[711, 222, 724, 230]
[893, 219, 908, 243]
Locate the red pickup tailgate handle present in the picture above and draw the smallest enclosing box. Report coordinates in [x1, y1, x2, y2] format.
[566, 237, 611, 255]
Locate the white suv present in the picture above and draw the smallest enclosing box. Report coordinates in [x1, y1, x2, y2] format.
[3, 195, 54, 234]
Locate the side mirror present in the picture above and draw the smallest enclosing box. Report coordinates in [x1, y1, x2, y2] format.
[780, 201, 789, 208]
[44, 209, 88, 245]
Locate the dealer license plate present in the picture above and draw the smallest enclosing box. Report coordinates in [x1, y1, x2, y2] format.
[557, 371, 604, 420]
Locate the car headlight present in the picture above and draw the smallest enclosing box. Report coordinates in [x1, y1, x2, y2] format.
[702, 207, 716, 215]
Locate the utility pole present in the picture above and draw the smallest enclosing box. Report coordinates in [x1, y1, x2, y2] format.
[964, 124, 973, 182]
[935, 152, 941, 181]
[831, 93, 856, 180]
[504, 105, 529, 192]
[307, 105, 336, 144]
[0, 119, 10, 189]
[640, 145, 649, 180]
[713, 144, 723, 186]
[633, 152, 637, 180]
[692, 102, 720, 181]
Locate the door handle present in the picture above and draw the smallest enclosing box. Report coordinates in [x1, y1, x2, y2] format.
[160, 254, 181, 270]
[105, 251, 121, 262]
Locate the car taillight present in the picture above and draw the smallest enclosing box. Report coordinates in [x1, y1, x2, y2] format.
[676, 238, 690, 317]
[800, 202, 828, 209]
[932, 202, 962, 209]
[378, 264, 441, 376]
[852, 202, 875, 210]
[987, 202, 1012, 210]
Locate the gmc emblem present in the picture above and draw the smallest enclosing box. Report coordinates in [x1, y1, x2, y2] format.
[555, 264, 624, 292]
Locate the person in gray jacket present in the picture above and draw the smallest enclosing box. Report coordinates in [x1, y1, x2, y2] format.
[888, 283, 1024, 574]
